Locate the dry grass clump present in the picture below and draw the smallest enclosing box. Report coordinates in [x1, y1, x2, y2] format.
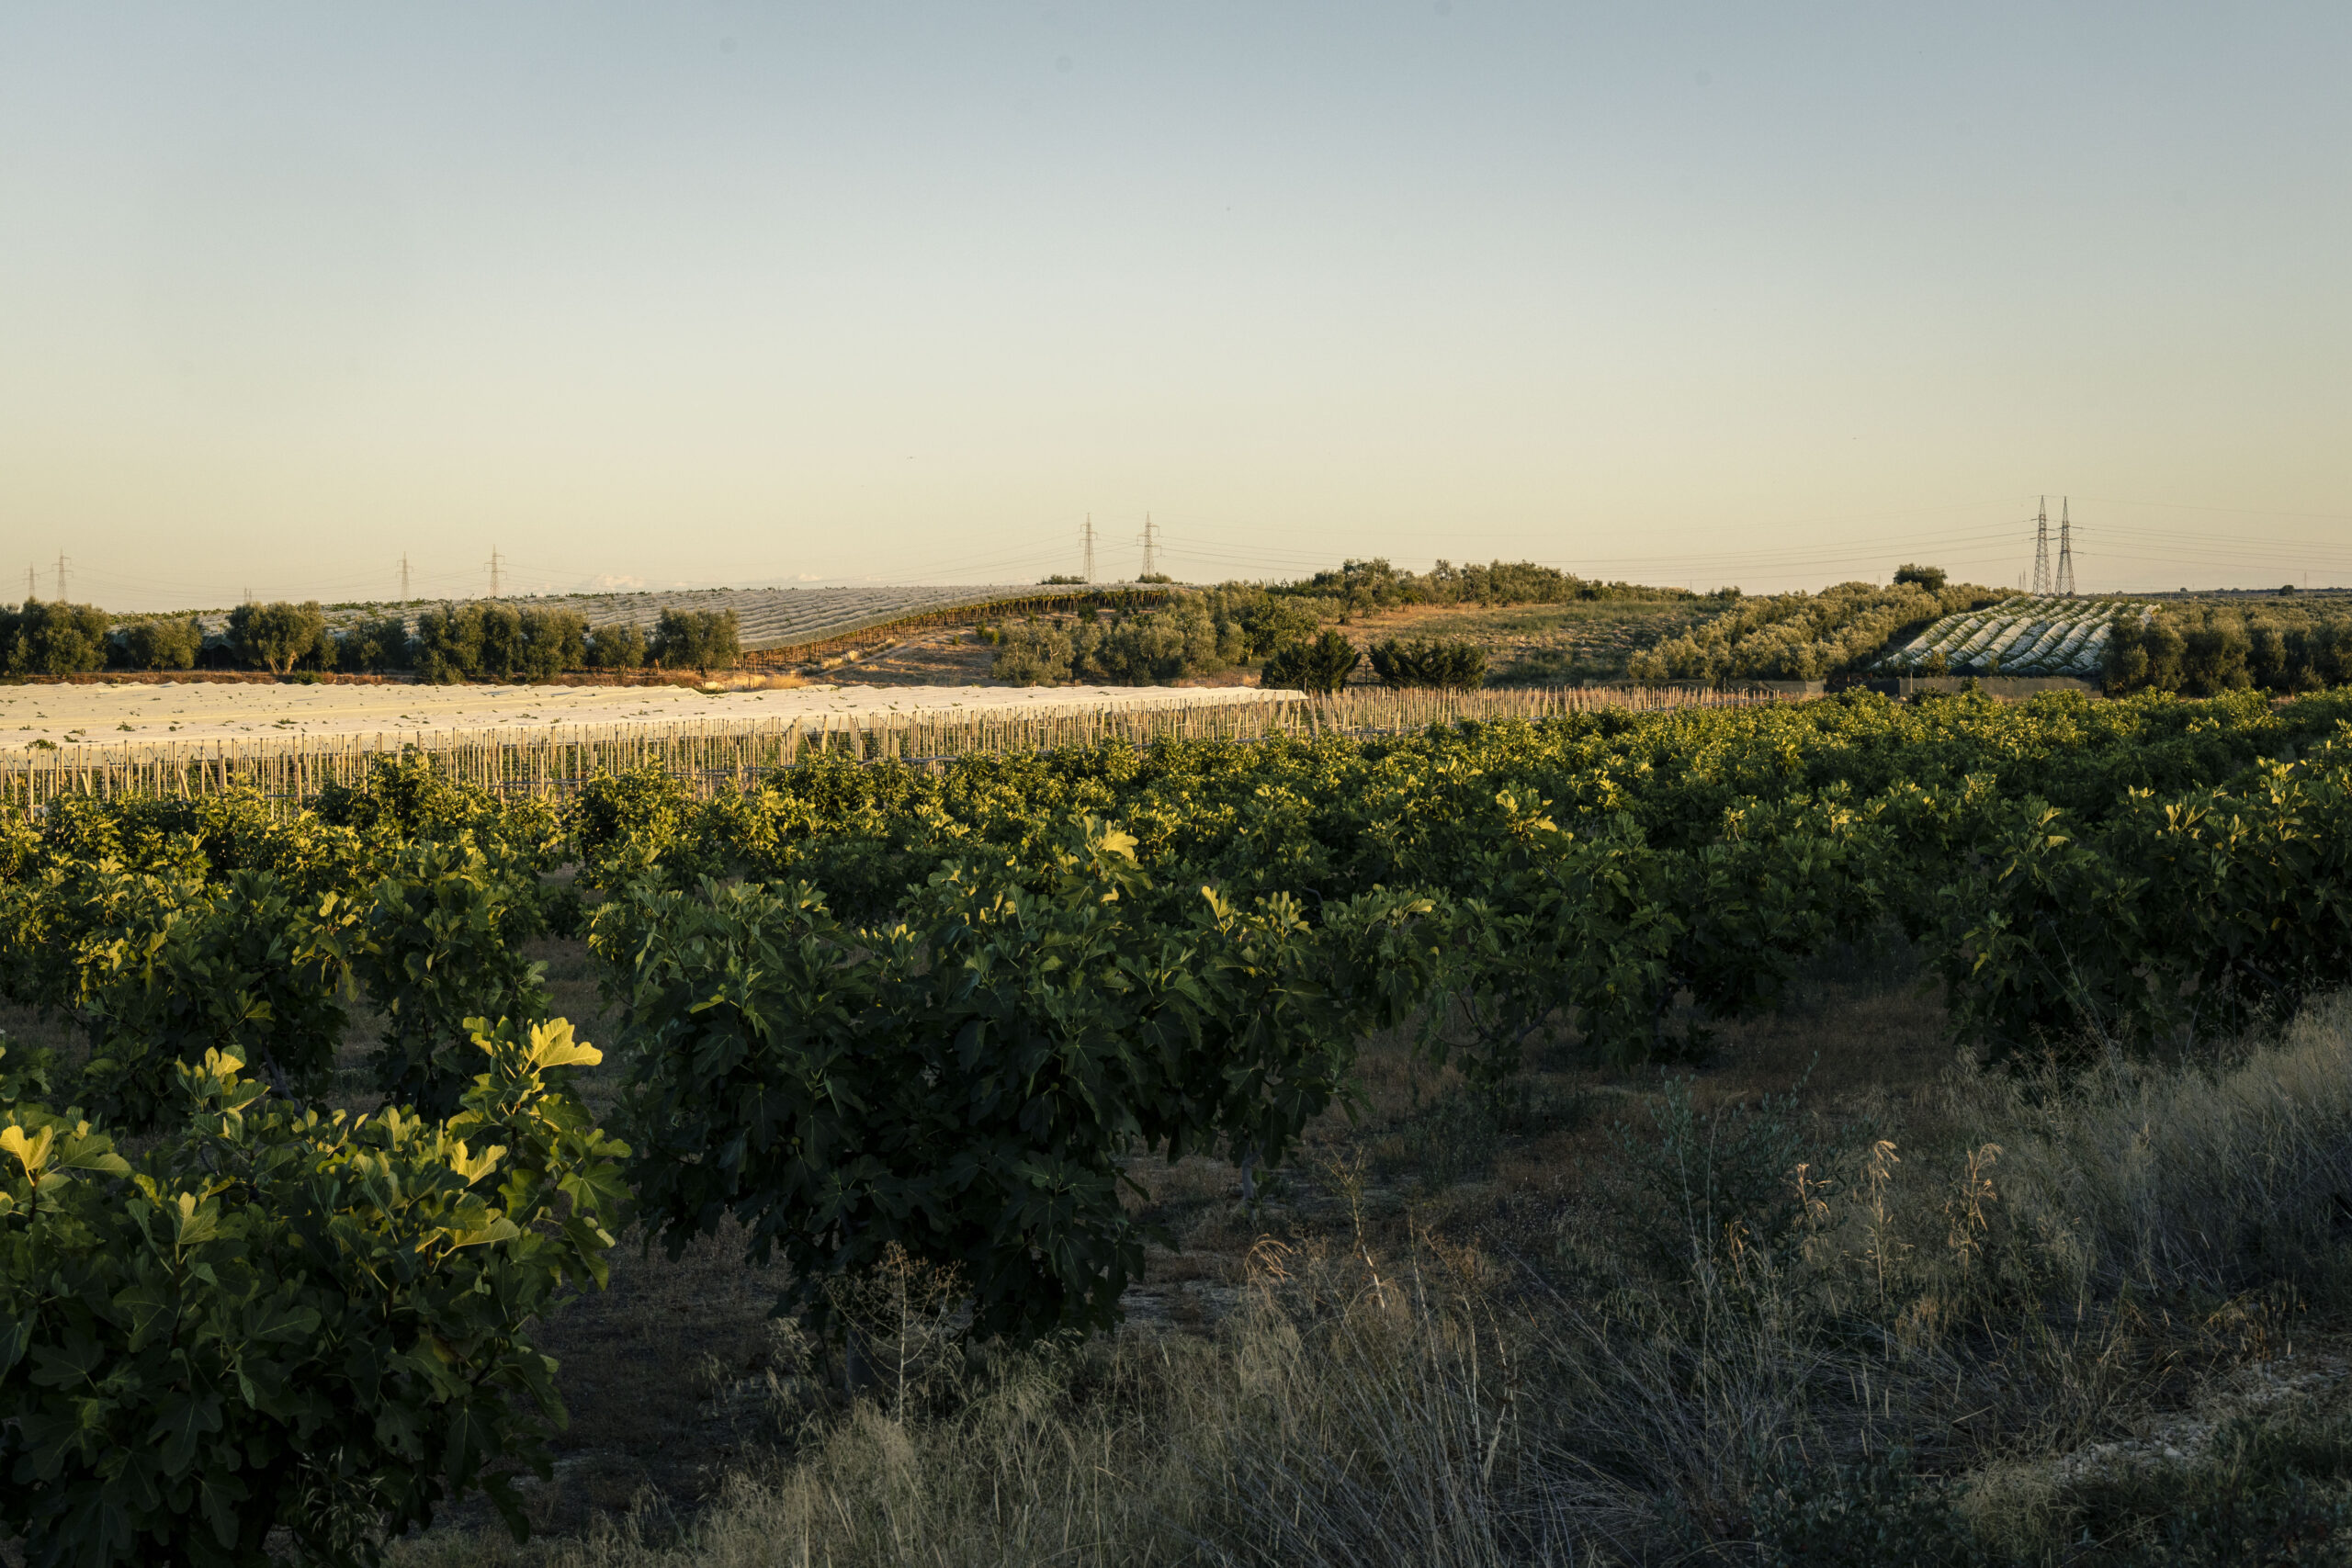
[397, 994, 2352, 1567]
[1976, 993, 2352, 1300]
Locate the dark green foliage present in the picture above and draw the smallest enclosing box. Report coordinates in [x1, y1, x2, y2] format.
[1226, 592, 1324, 658]
[476, 603, 526, 681]
[1367, 636, 1487, 690]
[413, 603, 484, 683]
[1938, 748, 2352, 1067]
[226, 601, 328, 676]
[989, 620, 1076, 685]
[516, 607, 588, 678]
[1275, 558, 1680, 616]
[1, 600, 112, 676]
[72, 868, 358, 1129]
[1893, 562, 1949, 592]
[585, 620, 646, 670]
[114, 616, 205, 672]
[650, 607, 741, 675]
[1261, 630, 1362, 694]
[334, 613, 413, 672]
[2108, 602, 2352, 696]
[470, 605, 587, 681]
[0, 1021, 628, 1567]
[1069, 603, 1236, 684]
[0, 1035, 58, 1108]
[351, 840, 552, 1119]
[592, 820, 1445, 1341]
[1735, 1448, 1976, 1567]
[569, 764, 707, 886]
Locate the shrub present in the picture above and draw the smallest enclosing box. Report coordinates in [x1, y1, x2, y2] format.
[1367, 637, 1486, 690]
[414, 604, 485, 683]
[0, 1022, 628, 1565]
[72, 868, 359, 1130]
[1070, 603, 1229, 684]
[113, 615, 204, 671]
[586, 620, 648, 670]
[0, 600, 111, 677]
[335, 613, 413, 672]
[227, 601, 328, 676]
[476, 603, 526, 680]
[351, 840, 553, 1119]
[516, 607, 588, 679]
[990, 621, 1074, 685]
[1262, 630, 1362, 694]
[1893, 563, 1949, 593]
[591, 822, 1444, 1341]
[651, 608, 741, 675]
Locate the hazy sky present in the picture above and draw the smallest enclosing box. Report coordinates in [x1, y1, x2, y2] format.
[4, 3, 2347, 610]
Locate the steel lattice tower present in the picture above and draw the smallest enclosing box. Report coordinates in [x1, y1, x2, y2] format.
[1083, 515, 1096, 583]
[2031, 498, 2052, 594]
[2055, 498, 2075, 596]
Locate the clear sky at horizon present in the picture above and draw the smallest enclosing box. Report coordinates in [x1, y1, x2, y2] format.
[3, 3, 2346, 611]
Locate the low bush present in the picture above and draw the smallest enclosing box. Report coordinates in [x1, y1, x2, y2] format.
[228, 600, 330, 676]
[1262, 630, 1361, 694]
[0, 600, 111, 677]
[1368, 637, 1486, 690]
[650, 609, 740, 676]
[0, 1023, 627, 1566]
[113, 615, 205, 671]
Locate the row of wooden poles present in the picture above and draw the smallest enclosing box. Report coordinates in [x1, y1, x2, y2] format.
[0, 685, 1779, 816]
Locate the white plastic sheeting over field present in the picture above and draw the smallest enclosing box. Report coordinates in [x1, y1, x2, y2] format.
[0, 681, 1284, 750]
[1876, 596, 2151, 677]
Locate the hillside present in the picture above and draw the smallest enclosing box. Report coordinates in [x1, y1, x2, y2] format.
[141, 584, 1119, 655]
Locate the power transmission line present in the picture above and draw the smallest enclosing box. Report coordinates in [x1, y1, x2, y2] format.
[1139, 514, 1159, 579]
[1082, 515, 1096, 583]
[2056, 498, 2075, 595]
[23, 566, 34, 602]
[486, 547, 503, 598]
[53, 553, 70, 601]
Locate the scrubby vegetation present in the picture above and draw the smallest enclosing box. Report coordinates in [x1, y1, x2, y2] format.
[1368, 636, 1487, 690]
[989, 563, 1696, 689]
[2106, 595, 2352, 695]
[1629, 579, 2007, 682]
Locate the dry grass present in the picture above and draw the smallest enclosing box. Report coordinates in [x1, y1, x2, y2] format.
[378, 965, 2352, 1565]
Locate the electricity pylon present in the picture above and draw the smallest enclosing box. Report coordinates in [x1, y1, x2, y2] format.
[2055, 499, 2075, 596]
[2031, 499, 2051, 594]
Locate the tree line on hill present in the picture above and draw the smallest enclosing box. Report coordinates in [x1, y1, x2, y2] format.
[987, 590, 1488, 694]
[989, 558, 1657, 691]
[2105, 594, 2352, 696]
[0, 598, 741, 680]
